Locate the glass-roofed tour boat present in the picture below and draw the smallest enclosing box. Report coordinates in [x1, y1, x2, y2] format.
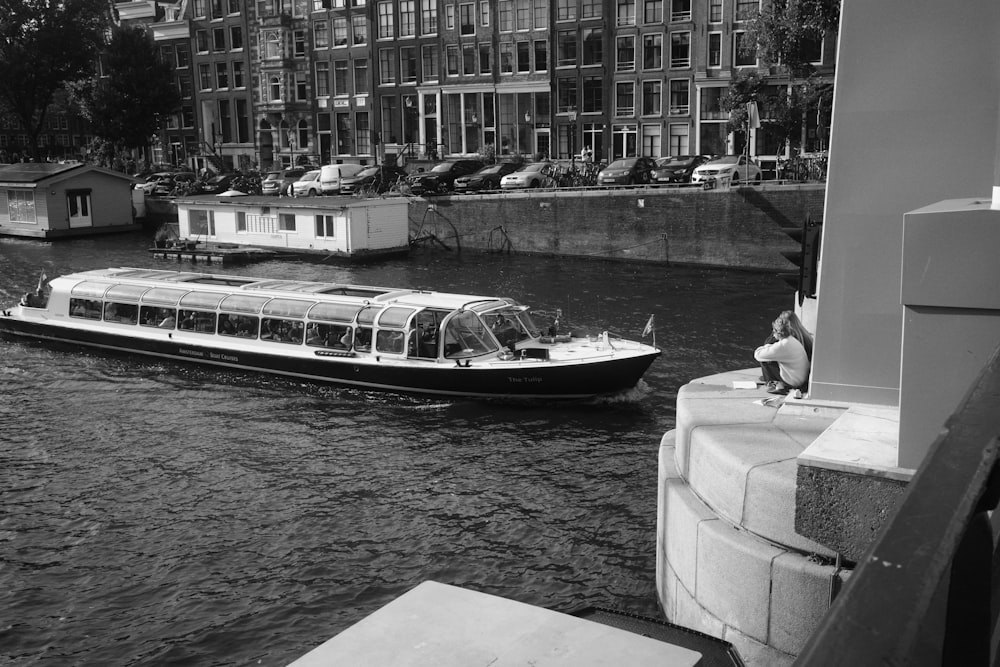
[0, 268, 660, 400]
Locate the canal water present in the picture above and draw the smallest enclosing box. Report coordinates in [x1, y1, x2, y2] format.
[0, 232, 790, 665]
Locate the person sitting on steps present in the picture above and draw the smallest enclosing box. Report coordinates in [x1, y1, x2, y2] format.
[754, 310, 813, 395]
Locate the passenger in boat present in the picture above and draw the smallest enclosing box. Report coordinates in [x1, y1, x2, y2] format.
[179, 312, 196, 330]
[306, 323, 323, 346]
[158, 313, 176, 328]
[754, 310, 813, 395]
[219, 315, 237, 336]
[337, 328, 352, 349]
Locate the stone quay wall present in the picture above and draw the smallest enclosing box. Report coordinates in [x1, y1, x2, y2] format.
[407, 184, 825, 271]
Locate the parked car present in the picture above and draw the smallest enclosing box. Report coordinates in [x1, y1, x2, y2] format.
[261, 168, 310, 196]
[596, 157, 657, 186]
[318, 163, 366, 195]
[136, 171, 174, 195]
[407, 159, 485, 195]
[651, 155, 709, 185]
[500, 161, 558, 189]
[292, 169, 323, 196]
[340, 165, 408, 195]
[152, 171, 198, 197]
[200, 173, 238, 194]
[453, 162, 521, 193]
[691, 155, 763, 186]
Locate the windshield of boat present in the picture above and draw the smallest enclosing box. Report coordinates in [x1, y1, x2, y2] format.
[480, 306, 541, 348]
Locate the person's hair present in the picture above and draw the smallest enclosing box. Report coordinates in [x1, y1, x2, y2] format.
[774, 310, 814, 359]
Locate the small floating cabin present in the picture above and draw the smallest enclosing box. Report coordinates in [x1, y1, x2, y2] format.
[0, 163, 139, 239]
[172, 194, 410, 260]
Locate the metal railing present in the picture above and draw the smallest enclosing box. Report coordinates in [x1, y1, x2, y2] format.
[796, 342, 1000, 665]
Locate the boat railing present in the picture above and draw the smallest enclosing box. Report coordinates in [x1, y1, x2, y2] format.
[794, 340, 1000, 665]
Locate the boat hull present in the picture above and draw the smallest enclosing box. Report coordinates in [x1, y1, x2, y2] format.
[0, 318, 659, 400]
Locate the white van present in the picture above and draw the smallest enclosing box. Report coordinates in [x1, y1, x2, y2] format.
[319, 163, 366, 194]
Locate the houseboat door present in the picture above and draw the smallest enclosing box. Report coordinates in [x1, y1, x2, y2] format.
[67, 190, 93, 228]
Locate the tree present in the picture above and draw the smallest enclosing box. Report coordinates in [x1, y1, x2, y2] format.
[69, 24, 180, 161]
[0, 0, 108, 161]
[742, 0, 840, 76]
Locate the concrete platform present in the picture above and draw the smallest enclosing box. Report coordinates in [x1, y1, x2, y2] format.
[288, 581, 704, 666]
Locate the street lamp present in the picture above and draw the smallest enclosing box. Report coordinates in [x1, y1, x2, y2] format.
[568, 109, 577, 159]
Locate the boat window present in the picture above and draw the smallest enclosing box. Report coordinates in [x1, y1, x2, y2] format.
[356, 306, 378, 326]
[178, 309, 217, 333]
[306, 322, 352, 349]
[308, 302, 361, 322]
[260, 317, 304, 344]
[443, 310, 500, 359]
[354, 327, 372, 352]
[219, 294, 270, 313]
[140, 287, 188, 305]
[217, 313, 258, 338]
[262, 298, 314, 318]
[186, 276, 257, 287]
[103, 301, 138, 324]
[139, 306, 177, 329]
[71, 281, 114, 298]
[375, 329, 406, 355]
[180, 291, 225, 309]
[377, 306, 416, 328]
[409, 309, 446, 359]
[105, 284, 148, 301]
[482, 308, 535, 349]
[69, 298, 102, 320]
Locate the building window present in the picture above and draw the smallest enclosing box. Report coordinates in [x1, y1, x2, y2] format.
[263, 30, 281, 58]
[400, 47, 417, 83]
[400, 1, 415, 36]
[533, 0, 547, 28]
[642, 33, 662, 70]
[479, 43, 492, 74]
[380, 48, 396, 84]
[297, 119, 309, 147]
[464, 43, 477, 75]
[352, 15, 367, 44]
[213, 28, 225, 51]
[314, 21, 329, 48]
[480, 0, 490, 26]
[709, 0, 722, 23]
[460, 3, 475, 34]
[6, 190, 36, 223]
[669, 122, 689, 154]
[421, 2, 437, 34]
[516, 41, 530, 72]
[708, 32, 721, 67]
[616, 36, 635, 71]
[334, 60, 348, 95]
[422, 45, 439, 80]
[617, 0, 635, 26]
[669, 78, 689, 115]
[233, 61, 245, 88]
[175, 44, 189, 68]
[316, 61, 330, 96]
[733, 31, 756, 66]
[641, 123, 661, 156]
[642, 80, 661, 115]
[533, 39, 547, 72]
[556, 0, 575, 21]
[644, 0, 662, 23]
[582, 29, 602, 66]
[199, 63, 212, 90]
[295, 72, 307, 100]
[581, 0, 600, 18]
[269, 75, 281, 101]
[230, 26, 243, 50]
[355, 112, 371, 155]
[196, 30, 209, 53]
[670, 0, 691, 21]
[353, 59, 368, 94]
[446, 45, 460, 76]
[736, 0, 758, 22]
[582, 76, 602, 113]
[445, 4, 455, 29]
[557, 30, 576, 67]
[498, 0, 512, 30]
[215, 62, 228, 89]
[670, 31, 690, 68]
[516, 0, 530, 29]
[377, 1, 394, 39]
[558, 78, 577, 112]
[333, 18, 347, 46]
[616, 82, 635, 117]
[293, 30, 306, 57]
[499, 42, 513, 73]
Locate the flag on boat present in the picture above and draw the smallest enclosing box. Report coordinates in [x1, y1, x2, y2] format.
[36, 270, 47, 292]
[642, 314, 654, 337]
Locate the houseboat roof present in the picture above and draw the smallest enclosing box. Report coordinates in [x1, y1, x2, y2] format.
[173, 194, 404, 209]
[0, 162, 134, 187]
[60, 267, 512, 313]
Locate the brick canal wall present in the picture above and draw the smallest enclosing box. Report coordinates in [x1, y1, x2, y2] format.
[408, 183, 825, 271]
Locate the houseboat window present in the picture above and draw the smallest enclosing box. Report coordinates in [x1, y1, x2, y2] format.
[140, 287, 188, 305]
[105, 284, 149, 300]
[190, 210, 215, 236]
[69, 298, 102, 320]
[219, 294, 270, 313]
[260, 318, 304, 344]
[180, 291, 225, 309]
[71, 281, 113, 298]
[278, 213, 296, 231]
[377, 306, 416, 328]
[376, 330, 406, 354]
[218, 313, 258, 338]
[443, 310, 499, 359]
[7, 190, 37, 223]
[262, 298, 313, 318]
[305, 322, 351, 348]
[103, 301, 138, 324]
[307, 302, 361, 322]
[178, 309, 217, 333]
[140, 306, 177, 328]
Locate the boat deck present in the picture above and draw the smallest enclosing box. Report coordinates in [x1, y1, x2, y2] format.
[149, 242, 278, 265]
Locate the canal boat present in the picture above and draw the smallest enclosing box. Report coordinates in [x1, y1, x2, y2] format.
[0, 268, 660, 400]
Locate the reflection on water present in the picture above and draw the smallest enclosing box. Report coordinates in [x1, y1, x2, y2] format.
[0, 232, 790, 665]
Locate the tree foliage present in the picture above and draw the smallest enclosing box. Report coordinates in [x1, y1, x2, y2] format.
[0, 0, 108, 160]
[69, 24, 180, 154]
[743, 0, 840, 76]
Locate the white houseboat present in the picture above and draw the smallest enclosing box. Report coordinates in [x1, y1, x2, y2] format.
[0, 268, 660, 399]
